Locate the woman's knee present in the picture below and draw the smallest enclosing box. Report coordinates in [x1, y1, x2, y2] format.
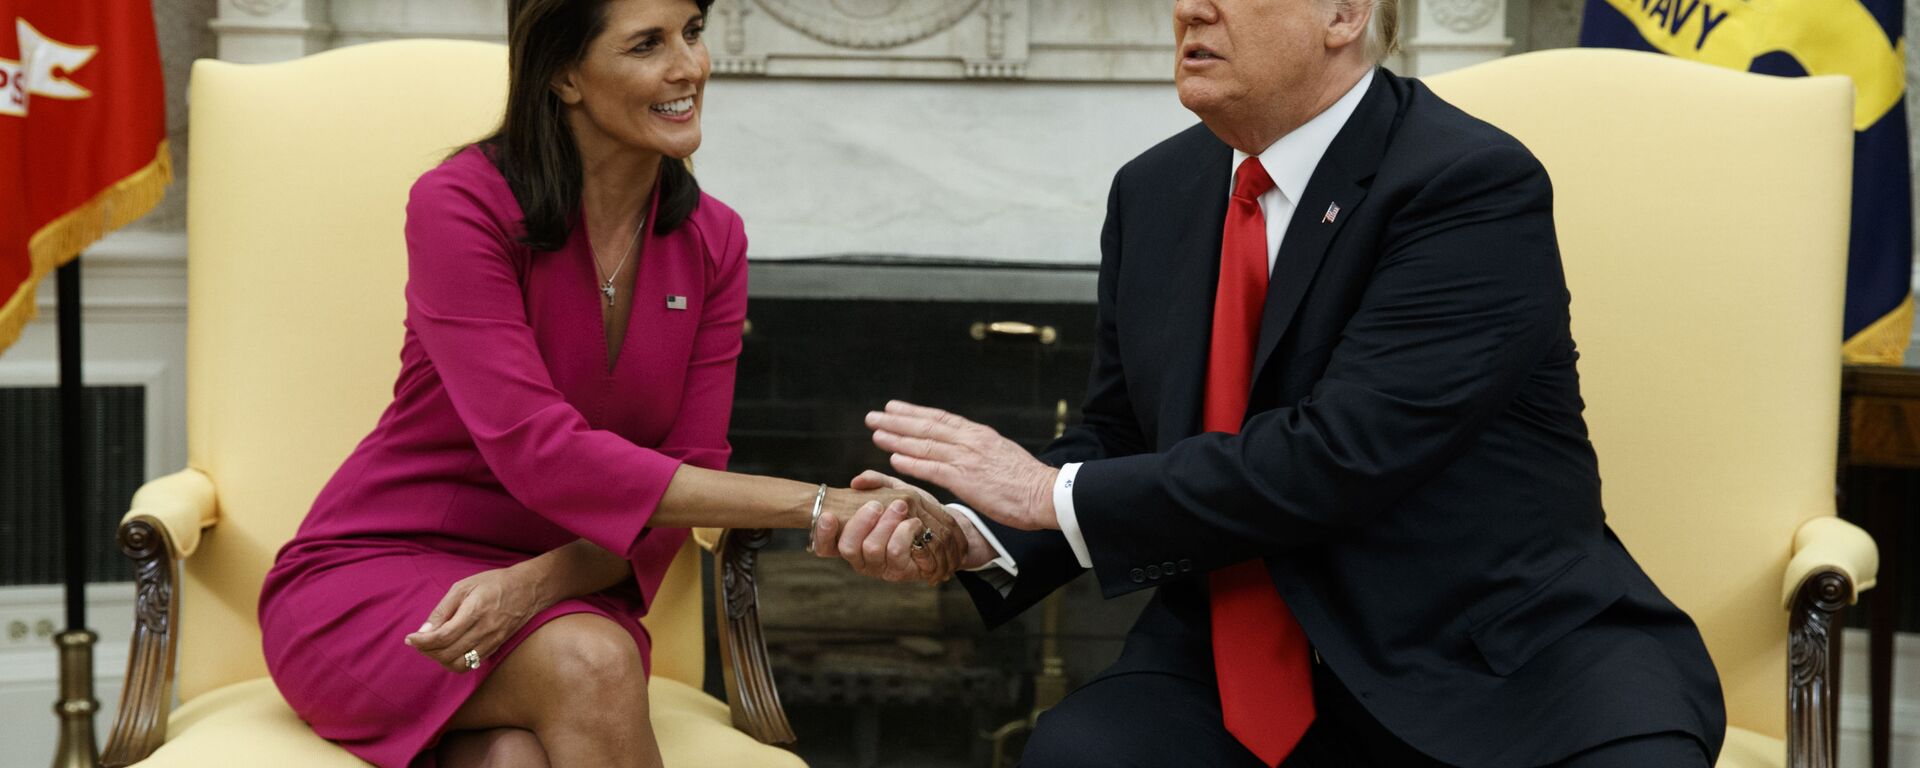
[521, 615, 648, 721]
[543, 616, 644, 681]
[437, 728, 549, 768]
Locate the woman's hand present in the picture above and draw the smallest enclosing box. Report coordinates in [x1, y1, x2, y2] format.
[815, 481, 967, 585]
[849, 470, 998, 571]
[404, 565, 550, 673]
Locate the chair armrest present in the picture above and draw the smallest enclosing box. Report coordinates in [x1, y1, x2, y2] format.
[710, 528, 797, 746]
[101, 468, 217, 767]
[1784, 516, 1877, 768]
[1782, 516, 1878, 609]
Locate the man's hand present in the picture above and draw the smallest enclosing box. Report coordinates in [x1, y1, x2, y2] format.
[812, 471, 991, 581]
[867, 401, 1061, 531]
[853, 470, 997, 569]
[815, 480, 968, 584]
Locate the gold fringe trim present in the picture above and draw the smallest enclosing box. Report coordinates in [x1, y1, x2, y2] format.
[29, 140, 174, 266]
[0, 140, 173, 354]
[0, 274, 38, 355]
[1843, 295, 1915, 366]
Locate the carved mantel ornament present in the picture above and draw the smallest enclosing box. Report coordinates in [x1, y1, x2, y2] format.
[1427, 0, 1500, 34]
[229, 0, 296, 16]
[753, 0, 984, 50]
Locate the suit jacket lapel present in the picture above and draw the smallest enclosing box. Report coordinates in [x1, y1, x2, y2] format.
[1249, 71, 1403, 396]
[1160, 136, 1234, 444]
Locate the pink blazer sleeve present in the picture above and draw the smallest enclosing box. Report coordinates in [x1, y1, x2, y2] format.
[401, 169, 744, 559]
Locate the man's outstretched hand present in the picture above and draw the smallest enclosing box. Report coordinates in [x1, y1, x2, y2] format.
[867, 401, 1061, 531]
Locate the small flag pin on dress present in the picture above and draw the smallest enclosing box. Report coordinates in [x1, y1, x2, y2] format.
[1322, 202, 1340, 223]
[666, 295, 688, 310]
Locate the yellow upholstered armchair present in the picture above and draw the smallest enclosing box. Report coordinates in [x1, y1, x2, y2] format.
[1427, 50, 1878, 768]
[98, 40, 800, 767]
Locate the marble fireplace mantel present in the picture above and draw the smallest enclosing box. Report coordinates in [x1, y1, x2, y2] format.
[210, 0, 1510, 268]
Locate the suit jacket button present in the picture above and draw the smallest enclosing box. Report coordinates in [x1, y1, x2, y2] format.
[1146, 565, 1162, 579]
[1178, 559, 1193, 573]
[1163, 561, 1177, 576]
[1130, 568, 1146, 583]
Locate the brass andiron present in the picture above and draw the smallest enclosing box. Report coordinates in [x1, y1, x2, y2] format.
[52, 628, 101, 768]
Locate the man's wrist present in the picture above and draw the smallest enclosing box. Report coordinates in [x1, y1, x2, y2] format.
[947, 508, 995, 569]
[1032, 466, 1062, 530]
[947, 503, 1019, 575]
[1052, 463, 1093, 569]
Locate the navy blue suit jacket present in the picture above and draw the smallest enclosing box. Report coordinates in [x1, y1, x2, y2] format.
[959, 69, 1727, 767]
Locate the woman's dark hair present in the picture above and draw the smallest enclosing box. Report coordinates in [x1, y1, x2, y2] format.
[477, 0, 714, 251]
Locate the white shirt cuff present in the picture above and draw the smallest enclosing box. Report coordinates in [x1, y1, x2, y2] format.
[1054, 463, 1094, 569]
[948, 503, 1018, 577]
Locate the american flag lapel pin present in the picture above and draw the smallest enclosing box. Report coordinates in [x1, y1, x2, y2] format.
[666, 295, 688, 311]
[1322, 202, 1341, 223]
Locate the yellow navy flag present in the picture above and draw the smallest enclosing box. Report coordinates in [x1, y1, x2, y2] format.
[1582, 0, 1914, 364]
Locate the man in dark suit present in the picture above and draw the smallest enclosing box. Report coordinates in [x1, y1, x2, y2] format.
[814, 0, 1727, 765]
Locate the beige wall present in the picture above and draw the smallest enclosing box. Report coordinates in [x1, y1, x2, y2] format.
[1525, 0, 1583, 50]
[135, 0, 218, 234]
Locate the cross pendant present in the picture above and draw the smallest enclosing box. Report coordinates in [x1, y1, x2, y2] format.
[601, 281, 616, 307]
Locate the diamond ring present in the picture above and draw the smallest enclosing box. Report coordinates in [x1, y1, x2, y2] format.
[463, 650, 481, 670]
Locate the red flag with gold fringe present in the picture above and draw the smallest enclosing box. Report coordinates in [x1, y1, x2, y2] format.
[0, 1, 170, 352]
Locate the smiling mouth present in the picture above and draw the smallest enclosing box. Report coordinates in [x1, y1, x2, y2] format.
[651, 97, 694, 116]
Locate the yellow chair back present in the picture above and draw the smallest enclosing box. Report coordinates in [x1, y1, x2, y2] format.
[180, 39, 705, 703]
[1425, 49, 1853, 740]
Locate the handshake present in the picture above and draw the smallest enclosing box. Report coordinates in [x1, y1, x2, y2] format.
[806, 401, 1066, 585]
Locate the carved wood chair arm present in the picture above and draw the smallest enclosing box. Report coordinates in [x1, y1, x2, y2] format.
[99, 515, 187, 767]
[711, 528, 797, 746]
[1782, 517, 1878, 608]
[100, 469, 216, 767]
[119, 469, 219, 559]
[1787, 567, 1856, 768]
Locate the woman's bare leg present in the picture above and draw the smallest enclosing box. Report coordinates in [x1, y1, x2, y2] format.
[443, 614, 662, 768]
[437, 728, 550, 768]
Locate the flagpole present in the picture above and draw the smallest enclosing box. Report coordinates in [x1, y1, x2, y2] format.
[53, 257, 100, 768]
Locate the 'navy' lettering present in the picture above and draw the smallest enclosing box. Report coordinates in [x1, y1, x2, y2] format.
[1696, 4, 1730, 49]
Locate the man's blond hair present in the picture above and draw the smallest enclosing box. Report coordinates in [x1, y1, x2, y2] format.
[1357, 0, 1401, 62]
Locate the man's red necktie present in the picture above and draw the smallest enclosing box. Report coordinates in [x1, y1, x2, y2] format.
[1205, 156, 1315, 766]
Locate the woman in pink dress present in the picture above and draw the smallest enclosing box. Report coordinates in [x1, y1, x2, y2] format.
[257, 1, 964, 766]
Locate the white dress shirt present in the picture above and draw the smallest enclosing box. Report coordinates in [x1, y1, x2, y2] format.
[958, 69, 1377, 580]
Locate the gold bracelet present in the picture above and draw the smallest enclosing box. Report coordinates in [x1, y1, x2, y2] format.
[807, 483, 828, 549]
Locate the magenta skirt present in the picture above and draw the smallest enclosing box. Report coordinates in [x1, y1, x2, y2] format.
[260, 539, 652, 768]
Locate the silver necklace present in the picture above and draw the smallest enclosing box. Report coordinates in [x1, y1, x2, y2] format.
[590, 215, 645, 307]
